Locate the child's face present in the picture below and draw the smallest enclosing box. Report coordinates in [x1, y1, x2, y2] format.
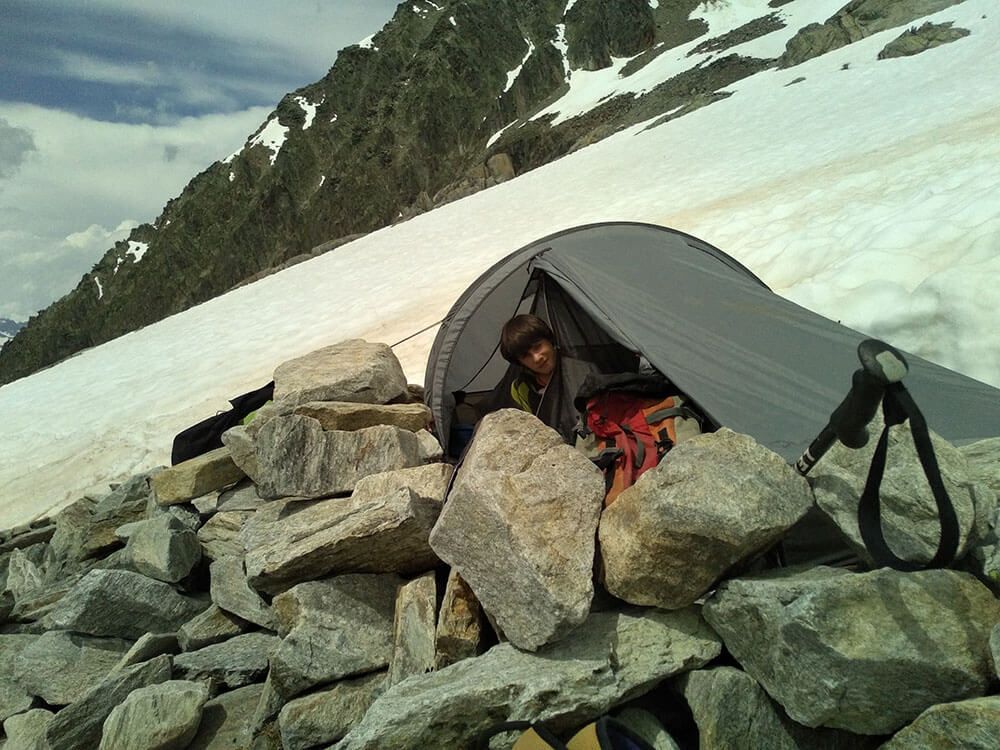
[518, 338, 557, 382]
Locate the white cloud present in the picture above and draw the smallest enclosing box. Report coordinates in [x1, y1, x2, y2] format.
[0, 102, 269, 320]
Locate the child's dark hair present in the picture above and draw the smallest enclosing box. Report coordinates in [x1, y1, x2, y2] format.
[500, 314, 555, 363]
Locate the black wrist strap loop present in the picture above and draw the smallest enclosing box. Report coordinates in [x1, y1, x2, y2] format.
[857, 383, 960, 571]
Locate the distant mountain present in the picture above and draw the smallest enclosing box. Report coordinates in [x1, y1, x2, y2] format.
[0, 319, 25, 350]
[0, 0, 966, 385]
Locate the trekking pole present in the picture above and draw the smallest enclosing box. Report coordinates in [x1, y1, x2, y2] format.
[794, 339, 908, 476]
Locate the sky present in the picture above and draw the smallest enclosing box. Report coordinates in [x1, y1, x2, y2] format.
[0, 0, 399, 322]
[1, 0, 998, 528]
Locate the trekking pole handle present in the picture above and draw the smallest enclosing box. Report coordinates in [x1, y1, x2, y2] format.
[795, 340, 908, 475]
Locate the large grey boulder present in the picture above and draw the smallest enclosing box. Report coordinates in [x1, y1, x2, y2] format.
[210, 557, 276, 629]
[810, 416, 994, 565]
[3, 708, 54, 750]
[269, 573, 401, 699]
[679, 667, 875, 750]
[187, 683, 264, 750]
[271, 339, 408, 407]
[430, 409, 604, 651]
[49, 489, 148, 564]
[703, 567, 1000, 734]
[600, 429, 813, 609]
[434, 569, 484, 669]
[45, 655, 172, 750]
[14, 630, 131, 705]
[878, 20, 971, 60]
[99, 680, 209, 750]
[336, 607, 721, 750]
[881, 695, 1000, 749]
[387, 572, 437, 687]
[253, 417, 424, 499]
[173, 632, 279, 694]
[220, 425, 261, 483]
[244, 463, 452, 594]
[123, 514, 202, 583]
[46, 569, 208, 639]
[152, 447, 245, 506]
[278, 673, 385, 750]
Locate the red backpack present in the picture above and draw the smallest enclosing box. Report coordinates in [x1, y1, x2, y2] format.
[576, 373, 704, 506]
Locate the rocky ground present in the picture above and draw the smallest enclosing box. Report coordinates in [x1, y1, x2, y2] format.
[2, 338, 999, 749]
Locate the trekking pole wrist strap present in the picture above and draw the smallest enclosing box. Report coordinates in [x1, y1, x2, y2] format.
[857, 383, 960, 571]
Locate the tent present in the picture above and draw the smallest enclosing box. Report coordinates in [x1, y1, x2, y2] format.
[424, 222, 1000, 460]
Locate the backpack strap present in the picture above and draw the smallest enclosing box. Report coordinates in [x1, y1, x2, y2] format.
[857, 382, 960, 571]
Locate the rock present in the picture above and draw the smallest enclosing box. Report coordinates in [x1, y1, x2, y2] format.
[434, 569, 484, 669]
[613, 708, 679, 750]
[178, 605, 252, 651]
[245, 463, 452, 594]
[679, 667, 874, 749]
[702, 567, 1000, 734]
[3, 547, 45, 604]
[992, 623, 1000, 678]
[429, 409, 604, 651]
[960, 437, 1000, 497]
[271, 340, 408, 407]
[173, 632, 279, 693]
[49, 490, 147, 564]
[45, 655, 172, 750]
[217, 481, 270, 512]
[152, 447, 245, 506]
[779, 0, 966, 67]
[113, 632, 181, 670]
[810, 415, 994, 566]
[292, 400, 430, 432]
[336, 607, 720, 750]
[210, 557, 276, 630]
[278, 673, 385, 750]
[486, 152, 516, 181]
[198, 511, 254, 561]
[269, 573, 401, 699]
[46, 569, 208, 639]
[878, 20, 970, 59]
[123, 514, 202, 583]
[0, 525, 55, 555]
[99, 680, 209, 750]
[3, 708, 54, 750]
[417, 429, 444, 462]
[387, 572, 437, 687]
[600, 429, 813, 609]
[14, 630, 131, 705]
[0, 633, 38, 719]
[253, 417, 424, 499]
[187, 683, 264, 750]
[881, 695, 1000, 749]
[0, 679, 34, 723]
[220, 425, 261, 483]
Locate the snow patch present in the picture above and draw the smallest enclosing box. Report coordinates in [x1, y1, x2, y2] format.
[563, 0, 579, 17]
[249, 118, 289, 166]
[487, 120, 518, 149]
[358, 34, 379, 51]
[552, 24, 571, 80]
[330, 114, 339, 124]
[294, 96, 319, 129]
[426, 0, 443, 9]
[229, 171, 235, 182]
[319, 175, 326, 187]
[94, 276, 103, 300]
[126, 241, 149, 264]
[450, 16, 457, 27]
[648, 0, 659, 8]
[504, 39, 536, 94]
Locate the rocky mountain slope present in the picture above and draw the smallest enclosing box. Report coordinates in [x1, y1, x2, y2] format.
[0, 0, 970, 385]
